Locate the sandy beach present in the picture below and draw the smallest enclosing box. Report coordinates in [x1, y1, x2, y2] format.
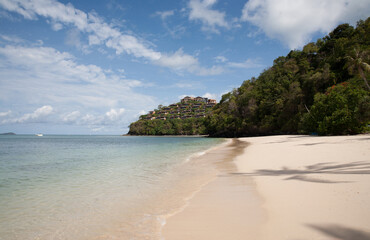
[162, 135, 370, 240]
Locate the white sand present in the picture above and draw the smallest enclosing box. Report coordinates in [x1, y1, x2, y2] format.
[162, 140, 265, 239]
[236, 135, 370, 240]
[163, 135, 370, 240]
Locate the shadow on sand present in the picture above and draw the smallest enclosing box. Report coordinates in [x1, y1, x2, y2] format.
[230, 161, 370, 184]
[308, 224, 370, 240]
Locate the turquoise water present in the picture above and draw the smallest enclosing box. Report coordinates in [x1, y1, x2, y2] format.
[0, 135, 224, 240]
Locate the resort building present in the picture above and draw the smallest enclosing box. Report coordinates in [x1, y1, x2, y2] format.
[208, 99, 216, 104]
[195, 96, 207, 103]
[181, 96, 194, 103]
[180, 96, 216, 104]
[140, 96, 217, 121]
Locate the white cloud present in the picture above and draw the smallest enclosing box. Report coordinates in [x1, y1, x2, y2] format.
[193, 65, 224, 76]
[154, 10, 175, 20]
[62, 111, 81, 123]
[62, 108, 126, 126]
[154, 48, 224, 76]
[20, 105, 53, 122]
[241, 0, 370, 49]
[50, 21, 63, 31]
[173, 80, 205, 89]
[155, 48, 198, 70]
[228, 59, 263, 69]
[202, 92, 217, 99]
[0, 110, 11, 117]
[153, 9, 187, 39]
[0, 34, 24, 43]
[80, 114, 101, 125]
[137, 110, 147, 116]
[65, 28, 81, 48]
[105, 108, 125, 121]
[175, 83, 195, 88]
[214, 55, 227, 63]
[0, 0, 222, 75]
[178, 94, 195, 99]
[0, 0, 161, 60]
[188, 0, 229, 33]
[0, 44, 156, 127]
[2, 105, 53, 124]
[91, 126, 105, 132]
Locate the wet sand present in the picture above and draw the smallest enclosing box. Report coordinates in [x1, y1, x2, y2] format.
[162, 139, 266, 239]
[162, 135, 370, 240]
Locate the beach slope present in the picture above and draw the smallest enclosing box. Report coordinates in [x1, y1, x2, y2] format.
[163, 135, 370, 240]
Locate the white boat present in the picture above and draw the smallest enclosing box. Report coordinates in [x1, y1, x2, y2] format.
[35, 133, 43, 137]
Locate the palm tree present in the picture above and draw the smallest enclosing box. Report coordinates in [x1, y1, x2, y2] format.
[345, 47, 370, 91]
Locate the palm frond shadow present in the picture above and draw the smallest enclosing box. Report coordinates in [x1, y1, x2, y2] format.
[231, 161, 370, 184]
[308, 224, 370, 240]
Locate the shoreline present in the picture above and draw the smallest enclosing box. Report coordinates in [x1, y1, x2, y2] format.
[122, 134, 210, 137]
[162, 139, 265, 239]
[0, 136, 228, 240]
[162, 134, 370, 239]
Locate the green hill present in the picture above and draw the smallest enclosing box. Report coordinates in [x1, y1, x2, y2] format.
[128, 18, 370, 137]
[128, 96, 216, 135]
[206, 18, 370, 137]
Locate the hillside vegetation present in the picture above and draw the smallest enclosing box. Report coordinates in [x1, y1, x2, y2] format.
[206, 18, 369, 137]
[129, 18, 370, 137]
[128, 97, 215, 135]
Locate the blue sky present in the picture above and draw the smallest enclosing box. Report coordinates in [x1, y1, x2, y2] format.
[0, 0, 369, 134]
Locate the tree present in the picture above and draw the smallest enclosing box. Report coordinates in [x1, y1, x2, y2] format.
[301, 83, 369, 135]
[128, 18, 370, 137]
[345, 47, 370, 90]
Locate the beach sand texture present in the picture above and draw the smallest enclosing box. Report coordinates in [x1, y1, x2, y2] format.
[162, 135, 370, 240]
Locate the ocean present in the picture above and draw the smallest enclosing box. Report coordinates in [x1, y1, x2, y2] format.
[0, 135, 225, 240]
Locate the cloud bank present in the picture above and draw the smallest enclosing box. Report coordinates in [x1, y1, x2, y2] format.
[0, 44, 156, 130]
[241, 0, 370, 49]
[1, 105, 53, 124]
[188, 0, 229, 33]
[0, 0, 221, 76]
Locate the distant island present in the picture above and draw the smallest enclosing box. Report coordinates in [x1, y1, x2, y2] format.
[0, 132, 16, 135]
[128, 18, 370, 137]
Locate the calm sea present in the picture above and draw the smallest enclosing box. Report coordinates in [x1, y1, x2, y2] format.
[0, 135, 225, 240]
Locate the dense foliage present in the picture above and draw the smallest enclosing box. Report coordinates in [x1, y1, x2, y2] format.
[128, 98, 214, 135]
[128, 118, 207, 135]
[206, 18, 370, 137]
[128, 18, 370, 136]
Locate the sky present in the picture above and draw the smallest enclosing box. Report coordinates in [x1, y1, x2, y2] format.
[0, 0, 369, 134]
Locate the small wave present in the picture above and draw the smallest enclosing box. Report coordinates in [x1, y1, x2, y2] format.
[156, 176, 217, 239]
[183, 139, 230, 164]
[183, 151, 206, 163]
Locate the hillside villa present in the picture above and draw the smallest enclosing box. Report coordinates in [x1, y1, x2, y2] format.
[140, 96, 217, 120]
